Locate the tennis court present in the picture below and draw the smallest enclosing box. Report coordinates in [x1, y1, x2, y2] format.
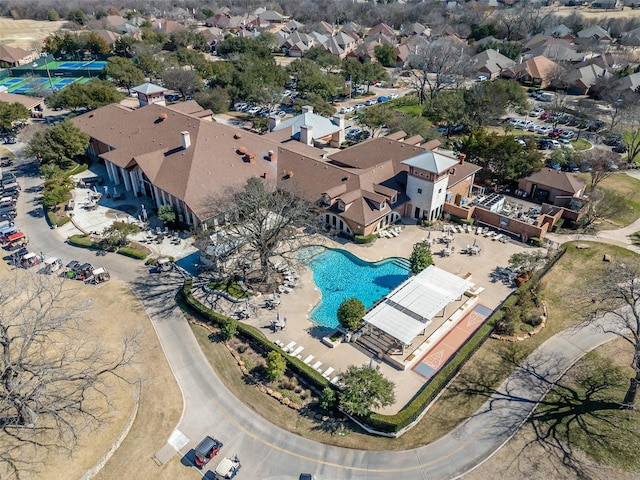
[35, 60, 107, 71]
[0, 76, 90, 94]
[10, 78, 49, 94]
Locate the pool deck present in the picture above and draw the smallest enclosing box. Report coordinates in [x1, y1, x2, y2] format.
[192, 225, 541, 415]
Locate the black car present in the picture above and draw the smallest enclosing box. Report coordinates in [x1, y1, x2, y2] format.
[2, 137, 16, 144]
[603, 135, 622, 146]
[612, 144, 628, 153]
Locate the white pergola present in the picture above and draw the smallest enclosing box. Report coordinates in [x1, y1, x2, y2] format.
[363, 265, 474, 349]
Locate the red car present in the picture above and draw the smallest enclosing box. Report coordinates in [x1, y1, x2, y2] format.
[548, 129, 564, 138]
[194, 436, 223, 468]
[539, 112, 551, 120]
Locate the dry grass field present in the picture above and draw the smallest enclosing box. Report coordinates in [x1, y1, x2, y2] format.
[546, 5, 640, 20]
[0, 264, 183, 480]
[0, 18, 65, 50]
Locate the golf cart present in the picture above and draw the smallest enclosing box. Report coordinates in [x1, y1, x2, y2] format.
[86, 267, 110, 284]
[44, 257, 63, 274]
[194, 435, 223, 468]
[73, 262, 94, 281]
[214, 455, 241, 479]
[5, 231, 27, 250]
[156, 257, 173, 273]
[21, 252, 41, 268]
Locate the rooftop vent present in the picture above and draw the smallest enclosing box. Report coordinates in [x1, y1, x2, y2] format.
[237, 146, 248, 155]
[159, 113, 168, 121]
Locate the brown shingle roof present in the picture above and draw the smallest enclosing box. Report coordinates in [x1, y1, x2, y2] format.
[522, 168, 586, 194]
[0, 44, 31, 63]
[0, 92, 44, 110]
[328, 137, 425, 170]
[72, 103, 284, 218]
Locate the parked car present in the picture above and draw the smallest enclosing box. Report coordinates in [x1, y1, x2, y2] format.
[559, 131, 575, 140]
[612, 144, 628, 153]
[377, 96, 389, 103]
[346, 127, 362, 138]
[194, 436, 223, 468]
[354, 103, 365, 110]
[2, 137, 16, 144]
[603, 135, 622, 146]
[388, 93, 399, 99]
[476, 74, 488, 82]
[559, 139, 574, 149]
[539, 112, 551, 120]
[548, 129, 564, 138]
[246, 106, 261, 115]
[535, 125, 552, 135]
[549, 139, 562, 149]
[580, 161, 593, 172]
[538, 139, 553, 150]
[339, 106, 354, 114]
[529, 107, 545, 117]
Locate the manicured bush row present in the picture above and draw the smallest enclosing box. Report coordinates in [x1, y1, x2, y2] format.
[530, 237, 543, 247]
[116, 247, 147, 260]
[67, 234, 101, 249]
[354, 234, 377, 244]
[181, 279, 330, 392]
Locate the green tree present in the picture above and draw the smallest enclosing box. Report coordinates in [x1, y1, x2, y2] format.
[41, 176, 74, 209]
[338, 365, 395, 416]
[43, 31, 80, 57]
[162, 69, 202, 100]
[194, 87, 230, 114]
[85, 32, 111, 55]
[337, 298, 365, 331]
[356, 105, 393, 137]
[133, 46, 161, 77]
[47, 9, 60, 21]
[361, 62, 389, 92]
[114, 36, 136, 57]
[265, 351, 287, 381]
[105, 57, 145, 93]
[374, 44, 396, 67]
[477, 40, 522, 61]
[157, 204, 177, 225]
[303, 47, 341, 72]
[101, 221, 141, 248]
[292, 93, 335, 117]
[220, 317, 238, 342]
[46, 79, 124, 112]
[167, 30, 206, 51]
[0, 101, 29, 134]
[25, 120, 89, 168]
[319, 386, 337, 412]
[464, 80, 528, 128]
[67, 9, 86, 26]
[216, 36, 271, 59]
[409, 242, 433, 274]
[341, 58, 364, 87]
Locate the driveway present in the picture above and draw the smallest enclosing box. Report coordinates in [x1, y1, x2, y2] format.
[5, 144, 629, 479]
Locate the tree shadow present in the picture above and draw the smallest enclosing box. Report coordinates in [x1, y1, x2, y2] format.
[452, 345, 636, 478]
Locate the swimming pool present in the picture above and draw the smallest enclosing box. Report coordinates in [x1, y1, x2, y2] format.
[300, 248, 410, 329]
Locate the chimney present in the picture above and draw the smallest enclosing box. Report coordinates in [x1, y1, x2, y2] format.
[331, 113, 346, 145]
[458, 153, 466, 165]
[300, 124, 313, 146]
[181, 131, 191, 150]
[269, 115, 280, 131]
[263, 172, 268, 179]
[301, 105, 314, 114]
[268, 150, 275, 162]
[332, 113, 345, 130]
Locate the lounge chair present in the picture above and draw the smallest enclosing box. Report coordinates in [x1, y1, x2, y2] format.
[291, 346, 304, 357]
[330, 376, 341, 386]
[303, 355, 314, 365]
[322, 367, 335, 379]
[312, 361, 322, 371]
[283, 341, 296, 353]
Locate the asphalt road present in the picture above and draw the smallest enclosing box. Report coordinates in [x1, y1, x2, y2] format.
[5, 143, 623, 479]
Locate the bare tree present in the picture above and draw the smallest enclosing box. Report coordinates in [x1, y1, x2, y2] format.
[0, 273, 137, 478]
[579, 149, 622, 190]
[200, 177, 320, 284]
[579, 189, 629, 230]
[587, 262, 640, 409]
[406, 38, 470, 104]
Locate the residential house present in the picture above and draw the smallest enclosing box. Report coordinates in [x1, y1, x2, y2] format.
[103, 15, 127, 29]
[620, 27, 640, 46]
[265, 106, 346, 148]
[610, 72, 640, 101]
[91, 30, 121, 49]
[400, 23, 430, 38]
[556, 64, 610, 95]
[152, 19, 186, 35]
[543, 24, 575, 39]
[576, 25, 612, 46]
[469, 49, 516, 79]
[525, 42, 584, 64]
[318, 21, 334, 36]
[517, 168, 586, 204]
[502, 55, 562, 88]
[366, 23, 396, 38]
[256, 9, 288, 24]
[340, 21, 363, 37]
[0, 45, 35, 67]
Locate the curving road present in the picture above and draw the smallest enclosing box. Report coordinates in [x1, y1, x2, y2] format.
[7, 145, 626, 479]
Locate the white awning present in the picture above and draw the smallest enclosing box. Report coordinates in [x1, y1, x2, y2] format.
[363, 265, 474, 345]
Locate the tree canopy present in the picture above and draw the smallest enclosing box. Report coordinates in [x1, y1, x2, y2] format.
[409, 242, 433, 274]
[337, 298, 366, 331]
[25, 120, 89, 168]
[45, 79, 124, 112]
[0, 101, 29, 134]
[105, 56, 145, 92]
[338, 365, 395, 416]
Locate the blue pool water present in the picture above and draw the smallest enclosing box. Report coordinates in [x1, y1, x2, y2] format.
[300, 248, 410, 329]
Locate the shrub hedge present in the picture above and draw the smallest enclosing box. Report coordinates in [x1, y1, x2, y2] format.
[354, 233, 377, 244]
[68, 234, 101, 249]
[180, 279, 330, 392]
[117, 247, 147, 260]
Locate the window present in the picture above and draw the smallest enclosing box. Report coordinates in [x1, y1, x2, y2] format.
[417, 188, 422, 194]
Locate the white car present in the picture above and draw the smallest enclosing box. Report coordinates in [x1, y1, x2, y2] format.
[388, 93, 399, 99]
[246, 106, 261, 115]
[354, 103, 366, 110]
[529, 107, 545, 117]
[233, 103, 247, 112]
[476, 74, 488, 82]
[550, 139, 562, 149]
[536, 125, 552, 135]
[339, 106, 354, 114]
[364, 98, 377, 106]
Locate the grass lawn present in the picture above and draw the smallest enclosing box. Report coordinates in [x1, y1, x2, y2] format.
[394, 104, 423, 116]
[572, 138, 591, 150]
[598, 173, 640, 227]
[534, 338, 640, 471]
[189, 242, 639, 453]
